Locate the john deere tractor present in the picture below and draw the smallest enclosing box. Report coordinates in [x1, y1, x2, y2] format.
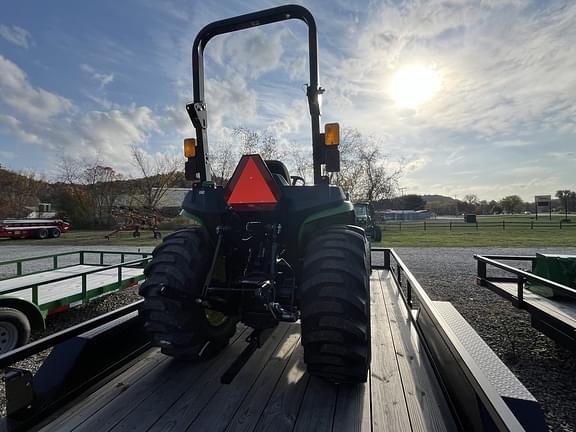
[139, 5, 371, 384]
[354, 202, 382, 242]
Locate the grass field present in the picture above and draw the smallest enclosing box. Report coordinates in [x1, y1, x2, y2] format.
[2, 216, 575, 248]
[379, 226, 575, 246]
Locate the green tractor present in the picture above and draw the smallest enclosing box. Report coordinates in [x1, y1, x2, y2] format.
[353, 202, 382, 242]
[139, 5, 371, 384]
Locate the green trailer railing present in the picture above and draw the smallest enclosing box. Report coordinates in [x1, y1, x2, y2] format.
[0, 250, 152, 353]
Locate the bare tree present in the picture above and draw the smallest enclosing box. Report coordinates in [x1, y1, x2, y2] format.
[209, 136, 238, 186]
[357, 143, 401, 202]
[232, 127, 286, 161]
[331, 128, 401, 202]
[130, 146, 181, 210]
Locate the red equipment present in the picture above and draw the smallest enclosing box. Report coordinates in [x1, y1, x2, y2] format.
[0, 219, 70, 240]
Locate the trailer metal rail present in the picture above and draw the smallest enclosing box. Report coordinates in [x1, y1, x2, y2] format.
[0, 249, 547, 432]
[0, 250, 151, 353]
[475, 254, 576, 350]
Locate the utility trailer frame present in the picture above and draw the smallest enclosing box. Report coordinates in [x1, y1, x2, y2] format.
[0, 249, 546, 432]
[0, 250, 151, 352]
[475, 254, 576, 350]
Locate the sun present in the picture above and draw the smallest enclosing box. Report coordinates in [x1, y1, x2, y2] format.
[389, 66, 441, 109]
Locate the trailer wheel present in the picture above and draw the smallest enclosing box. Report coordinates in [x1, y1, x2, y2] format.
[49, 228, 61, 238]
[36, 228, 49, 240]
[0, 308, 31, 354]
[139, 228, 237, 360]
[300, 225, 371, 383]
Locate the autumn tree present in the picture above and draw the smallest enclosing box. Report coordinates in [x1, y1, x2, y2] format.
[0, 168, 47, 218]
[130, 146, 181, 210]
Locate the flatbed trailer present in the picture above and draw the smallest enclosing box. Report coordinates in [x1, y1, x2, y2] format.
[0, 250, 151, 353]
[0, 219, 70, 240]
[475, 254, 576, 350]
[0, 249, 547, 431]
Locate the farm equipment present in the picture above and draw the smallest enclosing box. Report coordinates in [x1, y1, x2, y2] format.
[354, 202, 382, 241]
[105, 207, 162, 240]
[139, 5, 371, 384]
[0, 219, 70, 240]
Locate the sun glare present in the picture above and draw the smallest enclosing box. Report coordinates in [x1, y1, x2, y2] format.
[389, 66, 441, 109]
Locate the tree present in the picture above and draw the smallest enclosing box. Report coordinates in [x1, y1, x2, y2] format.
[330, 128, 401, 202]
[57, 157, 124, 227]
[130, 146, 181, 210]
[555, 190, 575, 220]
[0, 168, 47, 218]
[232, 127, 286, 161]
[499, 195, 524, 214]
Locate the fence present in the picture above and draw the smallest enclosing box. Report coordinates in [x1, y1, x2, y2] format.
[383, 220, 576, 232]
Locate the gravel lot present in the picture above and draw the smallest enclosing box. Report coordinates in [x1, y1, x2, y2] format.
[0, 245, 575, 430]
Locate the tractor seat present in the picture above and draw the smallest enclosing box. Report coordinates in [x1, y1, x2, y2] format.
[265, 160, 290, 185]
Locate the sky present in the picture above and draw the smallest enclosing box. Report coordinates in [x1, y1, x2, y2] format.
[0, 0, 575, 201]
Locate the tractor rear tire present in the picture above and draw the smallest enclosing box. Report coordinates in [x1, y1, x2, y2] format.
[139, 228, 237, 360]
[300, 225, 371, 383]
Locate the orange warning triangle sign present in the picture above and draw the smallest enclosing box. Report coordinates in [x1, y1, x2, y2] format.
[226, 156, 279, 210]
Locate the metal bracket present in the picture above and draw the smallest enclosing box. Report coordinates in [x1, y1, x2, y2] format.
[187, 102, 207, 130]
[220, 327, 275, 384]
[4, 367, 34, 417]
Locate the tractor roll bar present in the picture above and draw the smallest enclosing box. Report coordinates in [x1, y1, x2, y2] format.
[188, 4, 324, 184]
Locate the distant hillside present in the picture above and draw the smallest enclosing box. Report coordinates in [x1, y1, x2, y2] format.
[422, 195, 457, 204]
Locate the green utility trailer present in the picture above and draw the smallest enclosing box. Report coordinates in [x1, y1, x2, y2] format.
[0, 250, 151, 353]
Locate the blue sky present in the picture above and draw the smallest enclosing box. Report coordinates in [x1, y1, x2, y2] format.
[0, 0, 575, 201]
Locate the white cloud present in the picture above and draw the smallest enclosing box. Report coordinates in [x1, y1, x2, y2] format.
[0, 114, 40, 144]
[208, 28, 287, 79]
[80, 63, 115, 88]
[0, 55, 160, 172]
[0, 24, 33, 49]
[0, 55, 72, 121]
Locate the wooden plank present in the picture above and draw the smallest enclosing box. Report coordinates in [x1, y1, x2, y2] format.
[251, 344, 309, 432]
[107, 329, 254, 432]
[380, 271, 456, 432]
[224, 328, 300, 432]
[38, 348, 168, 432]
[145, 323, 289, 432]
[495, 282, 576, 323]
[332, 376, 371, 432]
[183, 323, 292, 432]
[369, 270, 412, 432]
[292, 376, 337, 432]
[68, 327, 249, 432]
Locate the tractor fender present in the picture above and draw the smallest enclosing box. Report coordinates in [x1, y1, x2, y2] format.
[298, 201, 355, 247]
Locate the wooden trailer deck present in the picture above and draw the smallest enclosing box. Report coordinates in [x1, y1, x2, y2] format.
[37, 269, 457, 432]
[0, 265, 144, 307]
[485, 281, 576, 326]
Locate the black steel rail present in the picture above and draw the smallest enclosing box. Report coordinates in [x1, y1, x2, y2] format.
[189, 4, 324, 183]
[0, 300, 150, 432]
[475, 254, 576, 302]
[372, 247, 538, 432]
[475, 254, 576, 350]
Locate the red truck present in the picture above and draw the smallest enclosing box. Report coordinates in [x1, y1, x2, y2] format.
[0, 219, 70, 239]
